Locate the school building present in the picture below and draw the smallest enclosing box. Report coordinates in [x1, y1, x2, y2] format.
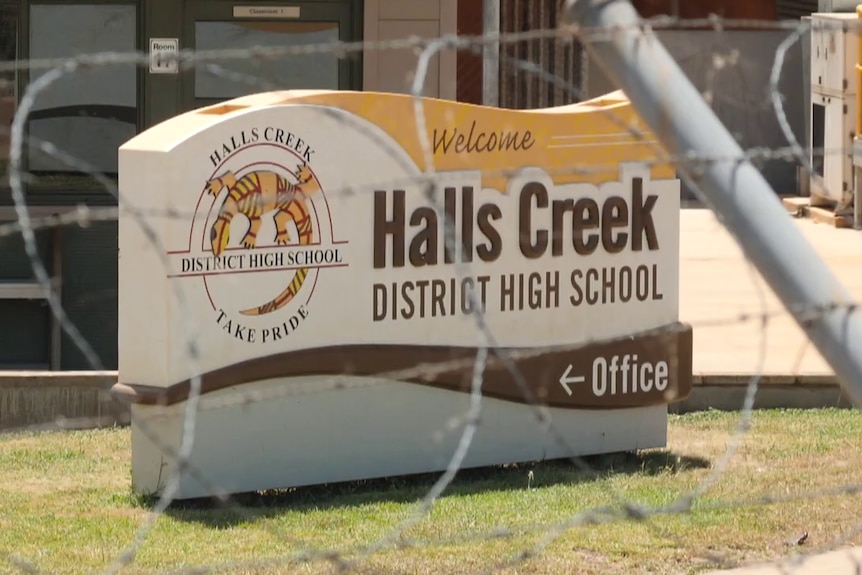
[0, 0, 819, 371]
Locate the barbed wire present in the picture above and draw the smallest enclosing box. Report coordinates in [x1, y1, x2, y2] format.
[2, 6, 862, 575]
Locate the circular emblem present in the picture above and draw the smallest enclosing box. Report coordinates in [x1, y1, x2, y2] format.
[169, 136, 347, 344]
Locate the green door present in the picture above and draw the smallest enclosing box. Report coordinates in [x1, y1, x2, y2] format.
[182, 0, 362, 111]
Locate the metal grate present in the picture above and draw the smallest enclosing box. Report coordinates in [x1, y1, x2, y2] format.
[775, 0, 819, 19]
[499, 0, 585, 109]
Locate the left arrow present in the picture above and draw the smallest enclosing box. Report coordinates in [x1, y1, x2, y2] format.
[559, 364, 586, 396]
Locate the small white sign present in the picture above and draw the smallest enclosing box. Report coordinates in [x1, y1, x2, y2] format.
[233, 6, 301, 18]
[149, 38, 179, 74]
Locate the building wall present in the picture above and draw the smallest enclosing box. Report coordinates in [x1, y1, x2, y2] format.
[456, 0, 484, 104]
[362, 0, 457, 99]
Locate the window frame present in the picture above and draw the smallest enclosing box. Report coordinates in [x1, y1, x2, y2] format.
[3, 0, 143, 206]
[180, 0, 363, 113]
[0, 0, 20, 201]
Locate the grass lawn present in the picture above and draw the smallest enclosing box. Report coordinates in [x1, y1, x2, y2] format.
[2, 408, 862, 575]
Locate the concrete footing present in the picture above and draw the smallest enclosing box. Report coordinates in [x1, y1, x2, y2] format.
[670, 374, 852, 413]
[0, 371, 128, 433]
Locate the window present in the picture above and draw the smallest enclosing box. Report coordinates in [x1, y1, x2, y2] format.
[195, 21, 340, 101]
[0, 3, 16, 189]
[812, 103, 825, 178]
[0, 218, 54, 369]
[26, 3, 137, 187]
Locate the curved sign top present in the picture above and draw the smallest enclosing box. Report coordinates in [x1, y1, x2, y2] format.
[116, 89, 689, 412]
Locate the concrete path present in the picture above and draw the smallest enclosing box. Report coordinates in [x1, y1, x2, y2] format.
[705, 546, 862, 574]
[680, 205, 862, 377]
[681, 204, 862, 574]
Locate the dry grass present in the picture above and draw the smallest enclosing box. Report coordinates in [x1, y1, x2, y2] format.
[2, 408, 862, 575]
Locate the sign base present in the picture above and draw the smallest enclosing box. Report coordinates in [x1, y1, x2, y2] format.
[115, 88, 692, 499]
[127, 376, 669, 500]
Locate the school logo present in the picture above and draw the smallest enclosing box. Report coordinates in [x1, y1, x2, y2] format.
[167, 127, 349, 344]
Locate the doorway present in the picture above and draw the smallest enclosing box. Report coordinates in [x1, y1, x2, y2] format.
[181, 0, 362, 111]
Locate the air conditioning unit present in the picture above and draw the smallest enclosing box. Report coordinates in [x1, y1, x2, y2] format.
[810, 12, 858, 206]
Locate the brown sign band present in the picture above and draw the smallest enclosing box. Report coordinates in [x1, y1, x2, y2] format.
[111, 322, 693, 410]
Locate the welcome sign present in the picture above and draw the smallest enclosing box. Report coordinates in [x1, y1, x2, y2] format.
[113, 89, 692, 499]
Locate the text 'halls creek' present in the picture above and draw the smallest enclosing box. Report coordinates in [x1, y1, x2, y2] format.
[371, 175, 666, 322]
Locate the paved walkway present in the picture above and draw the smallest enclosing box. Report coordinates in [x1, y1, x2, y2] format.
[680, 204, 862, 377]
[682, 204, 862, 574]
[705, 546, 862, 574]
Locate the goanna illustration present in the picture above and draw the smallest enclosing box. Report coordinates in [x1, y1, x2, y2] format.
[205, 163, 320, 317]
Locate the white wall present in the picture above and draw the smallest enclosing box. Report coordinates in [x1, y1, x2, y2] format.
[362, 0, 457, 100]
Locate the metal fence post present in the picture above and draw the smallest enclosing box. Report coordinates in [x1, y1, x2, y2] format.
[562, 0, 862, 406]
[483, 0, 501, 107]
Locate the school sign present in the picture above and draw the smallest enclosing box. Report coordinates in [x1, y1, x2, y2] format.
[113, 89, 693, 499]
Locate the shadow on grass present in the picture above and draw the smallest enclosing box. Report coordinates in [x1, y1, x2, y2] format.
[141, 449, 710, 528]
